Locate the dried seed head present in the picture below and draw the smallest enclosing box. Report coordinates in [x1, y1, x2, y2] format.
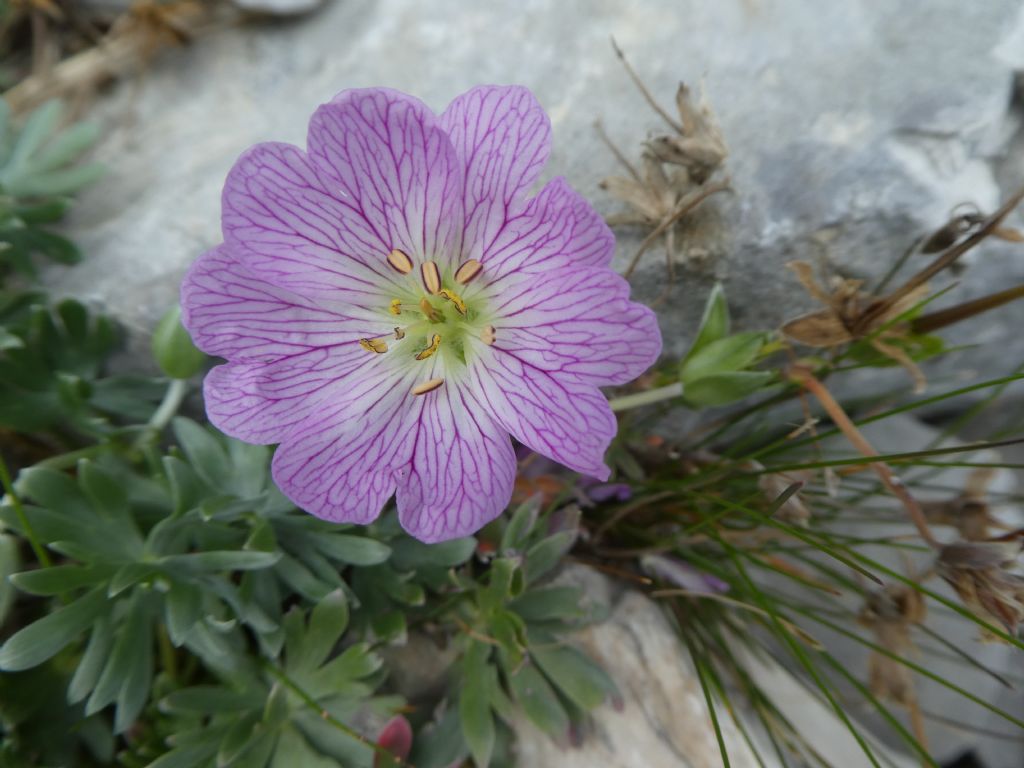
[857, 584, 925, 705]
[454, 259, 483, 285]
[412, 378, 444, 396]
[421, 260, 442, 295]
[937, 541, 1024, 639]
[386, 248, 414, 274]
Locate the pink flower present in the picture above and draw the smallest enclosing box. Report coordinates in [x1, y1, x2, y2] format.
[181, 86, 660, 542]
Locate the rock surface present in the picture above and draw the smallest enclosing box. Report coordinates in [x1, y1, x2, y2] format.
[47, 0, 1024, 385]
[512, 566, 914, 768]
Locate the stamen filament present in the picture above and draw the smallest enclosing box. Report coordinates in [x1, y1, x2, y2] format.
[419, 297, 443, 322]
[412, 378, 444, 395]
[386, 248, 414, 274]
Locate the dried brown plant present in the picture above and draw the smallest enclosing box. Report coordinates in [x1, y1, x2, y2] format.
[597, 39, 731, 287]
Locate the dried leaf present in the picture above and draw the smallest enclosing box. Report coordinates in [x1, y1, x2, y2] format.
[781, 310, 853, 347]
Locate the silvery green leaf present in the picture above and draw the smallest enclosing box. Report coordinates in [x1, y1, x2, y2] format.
[152, 305, 206, 380]
[312, 533, 391, 566]
[531, 644, 618, 712]
[303, 588, 348, 671]
[683, 370, 775, 407]
[459, 639, 495, 768]
[0, 532, 20, 626]
[0, 587, 107, 671]
[680, 331, 767, 383]
[509, 586, 586, 623]
[270, 727, 338, 768]
[8, 163, 105, 197]
[2, 100, 61, 177]
[508, 663, 569, 740]
[30, 121, 100, 172]
[165, 582, 202, 646]
[159, 550, 281, 574]
[524, 530, 575, 583]
[500, 496, 541, 554]
[389, 534, 474, 569]
[683, 282, 730, 363]
[68, 616, 113, 704]
[172, 417, 231, 488]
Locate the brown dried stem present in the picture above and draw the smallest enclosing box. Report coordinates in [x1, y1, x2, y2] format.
[911, 282, 1024, 335]
[789, 366, 940, 549]
[854, 185, 1024, 335]
[3, 3, 227, 114]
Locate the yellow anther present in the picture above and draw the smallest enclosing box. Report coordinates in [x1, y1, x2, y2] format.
[412, 378, 444, 396]
[421, 260, 442, 295]
[386, 248, 414, 274]
[479, 325, 496, 345]
[419, 297, 443, 322]
[394, 327, 406, 340]
[415, 333, 442, 360]
[455, 259, 483, 285]
[389, 299, 403, 315]
[439, 288, 467, 316]
[359, 338, 388, 354]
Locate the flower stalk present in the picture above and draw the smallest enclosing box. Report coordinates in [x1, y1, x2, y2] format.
[608, 381, 684, 412]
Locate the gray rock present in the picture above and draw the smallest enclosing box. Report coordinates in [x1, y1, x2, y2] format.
[47, 0, 1024, 384]
[512, 566, 915, 768]
[231, 0, 325, 15]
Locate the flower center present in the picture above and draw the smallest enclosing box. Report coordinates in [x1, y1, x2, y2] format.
[358, 250, 497, 395]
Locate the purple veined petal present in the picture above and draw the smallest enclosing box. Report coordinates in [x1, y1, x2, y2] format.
[395, 359, 516, 543]
[271, 355, 420, 525]
[307, 88, 464, 267]
[468, 345, 616, 480]
[471, 177, 614, 290]
[222, 142, 408, 306]
[181, 245, 375, 362]
[203, 343, 367, 445]
[486, 265, 662, 386]
[439, 85, 552, 261]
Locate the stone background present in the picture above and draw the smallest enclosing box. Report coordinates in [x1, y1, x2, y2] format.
[52, 0, 1024, 394]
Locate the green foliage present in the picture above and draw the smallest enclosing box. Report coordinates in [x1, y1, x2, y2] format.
[679, 284, 776, 407]
[0, 99, 103, 276]
[0, 387, 616, 768]
[152, 306, 206, 380]
[0, 292, 163, 434]
[435, 500, 617, 768]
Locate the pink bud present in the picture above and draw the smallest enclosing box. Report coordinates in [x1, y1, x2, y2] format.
[374, 715, 413, 767]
